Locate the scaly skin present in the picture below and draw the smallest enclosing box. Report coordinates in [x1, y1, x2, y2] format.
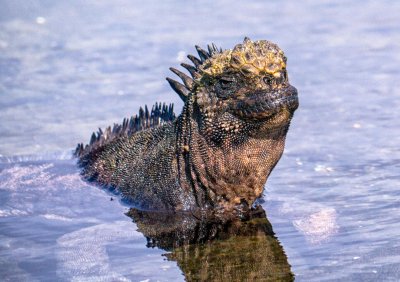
[76, 38, 298, 212]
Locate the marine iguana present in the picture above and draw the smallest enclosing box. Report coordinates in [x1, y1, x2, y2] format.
[75, 37, 298, 212]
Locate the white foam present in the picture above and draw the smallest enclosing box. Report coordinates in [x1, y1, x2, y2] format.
[56, 221, 141, 281]
[0, 163, 54, 190]
[41, 214, 72, 221]
[0, 209, 29, 217]
[35, 17, 46, 25]
[0, 151, 73, 164]
[293, 208, 339, 244]
[176, 51, 186, 62]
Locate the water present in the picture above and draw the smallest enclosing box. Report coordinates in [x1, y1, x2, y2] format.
[1, 0, 399, 281]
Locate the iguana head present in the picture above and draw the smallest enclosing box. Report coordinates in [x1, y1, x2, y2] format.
[167, 37, 298, 144]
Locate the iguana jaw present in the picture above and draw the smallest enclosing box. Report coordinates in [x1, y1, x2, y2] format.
[228, 84, 298, 122]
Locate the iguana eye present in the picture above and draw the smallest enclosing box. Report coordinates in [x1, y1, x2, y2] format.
[219, 77, 235, 90]
[215, 76, 236, 99]
[263, 75, 274, 86]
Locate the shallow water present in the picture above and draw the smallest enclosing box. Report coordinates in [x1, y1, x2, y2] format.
[1, 0, 400, 281]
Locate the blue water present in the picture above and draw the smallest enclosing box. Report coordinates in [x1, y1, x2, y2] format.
[1, 0, 400, 281]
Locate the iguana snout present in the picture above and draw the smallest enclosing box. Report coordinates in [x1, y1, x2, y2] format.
[229, 84, 298, 121]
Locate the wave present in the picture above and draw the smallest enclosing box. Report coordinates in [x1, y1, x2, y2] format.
[0, 150, 74, 164]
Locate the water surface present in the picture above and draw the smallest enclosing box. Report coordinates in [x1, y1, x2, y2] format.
[1, 0, 399, 281]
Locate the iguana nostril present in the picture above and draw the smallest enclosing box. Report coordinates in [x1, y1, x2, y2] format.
[263, 75, 273, 86]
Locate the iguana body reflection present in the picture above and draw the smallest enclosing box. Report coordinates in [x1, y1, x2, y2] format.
[127, 206, 294, 281]
[75, 38, 298, 211]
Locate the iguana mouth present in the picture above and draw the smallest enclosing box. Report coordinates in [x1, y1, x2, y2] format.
[230, 85, 298, 120]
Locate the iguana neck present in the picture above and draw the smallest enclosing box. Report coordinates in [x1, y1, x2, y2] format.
[175, 95, 212, 209]
[176, 95, 290, 211]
